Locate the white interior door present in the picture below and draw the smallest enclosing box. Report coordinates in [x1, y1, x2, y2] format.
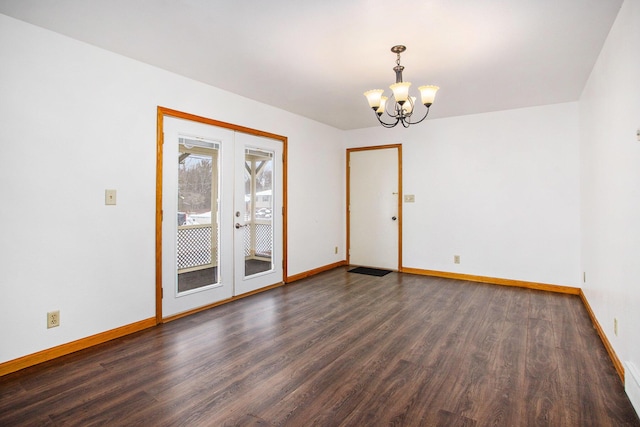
[349, 147, 400, 270]
[162, 117, 284, 318]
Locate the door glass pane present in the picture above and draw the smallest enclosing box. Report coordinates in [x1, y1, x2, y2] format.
[177, 138, 219, 293]
[244, 148, 274, 277]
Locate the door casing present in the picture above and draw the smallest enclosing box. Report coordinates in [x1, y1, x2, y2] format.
[156, 107, 288, 323]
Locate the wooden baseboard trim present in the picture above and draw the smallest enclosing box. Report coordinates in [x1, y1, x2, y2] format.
[579, 290, 624, 382]
[401, 267, 581, 295]
[6, 269, 609, 388]
[0, 317, 156, 377]
[286, 260, 348, 283]
[162, 281, 286, 323]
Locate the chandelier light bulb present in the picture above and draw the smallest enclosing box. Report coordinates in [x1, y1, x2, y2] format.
[403, 96, 417, 114]
[376, 96, 388, 116]
[364, 89, 384, 110]
[390, 82, 411, 105]
[419, 85, 440, 107]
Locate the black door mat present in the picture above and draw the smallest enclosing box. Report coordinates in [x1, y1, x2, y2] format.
[348, 267, 392, 277]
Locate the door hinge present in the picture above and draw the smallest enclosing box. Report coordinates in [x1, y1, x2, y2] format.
[161, 288, 163, 299]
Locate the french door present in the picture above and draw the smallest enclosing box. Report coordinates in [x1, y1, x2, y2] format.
[161, 115, 283, 319]
[233, 132, 283, 295]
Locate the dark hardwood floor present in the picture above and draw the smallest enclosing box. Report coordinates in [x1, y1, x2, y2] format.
[1, 267, 639, 426]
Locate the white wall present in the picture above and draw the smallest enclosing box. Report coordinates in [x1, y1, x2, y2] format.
[347, 103, 581, 287]
[0, 14, 345, 364]
[579, 0, 640, 411]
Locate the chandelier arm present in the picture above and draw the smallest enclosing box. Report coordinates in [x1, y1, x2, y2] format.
[374, 112, 400, 128]
[404, 96, 415, 117]
[385, 96, 397, 117]
[403, 106, 432, 126]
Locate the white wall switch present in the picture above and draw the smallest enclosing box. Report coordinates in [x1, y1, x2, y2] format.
[404, 194, 415, 203]
[105, 189, 117, 205]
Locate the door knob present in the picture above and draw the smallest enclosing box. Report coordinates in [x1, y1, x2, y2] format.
[235, 223, 248, 229]
[391, 216, 397, 221]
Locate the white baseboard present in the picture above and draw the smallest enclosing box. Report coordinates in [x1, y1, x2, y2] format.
[625, 361, 640, 418]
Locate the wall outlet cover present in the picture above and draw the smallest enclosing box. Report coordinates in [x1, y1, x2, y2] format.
[47, 310, 60, 328]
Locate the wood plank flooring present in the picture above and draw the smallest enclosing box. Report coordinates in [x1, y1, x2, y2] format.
[1, 267, 639, 426]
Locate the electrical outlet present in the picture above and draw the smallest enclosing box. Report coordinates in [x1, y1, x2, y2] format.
[334, 246, 338, 254]
[47, 311, 60, 328]
[614, 318, 618, 336]
[454, 255, 460, 264]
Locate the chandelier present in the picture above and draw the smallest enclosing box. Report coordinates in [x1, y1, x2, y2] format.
[364, 45, 439, 128]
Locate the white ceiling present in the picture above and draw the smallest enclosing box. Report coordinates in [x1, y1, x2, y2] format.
[0, 0, 623, 130]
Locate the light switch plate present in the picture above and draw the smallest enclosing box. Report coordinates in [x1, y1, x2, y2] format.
[404, 194, 415, 203]
[105, 189, 117, 205]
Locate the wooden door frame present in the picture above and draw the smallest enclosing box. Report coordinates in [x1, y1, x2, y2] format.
[346, 144, 402, 270]
[156, 106, 288, 324]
